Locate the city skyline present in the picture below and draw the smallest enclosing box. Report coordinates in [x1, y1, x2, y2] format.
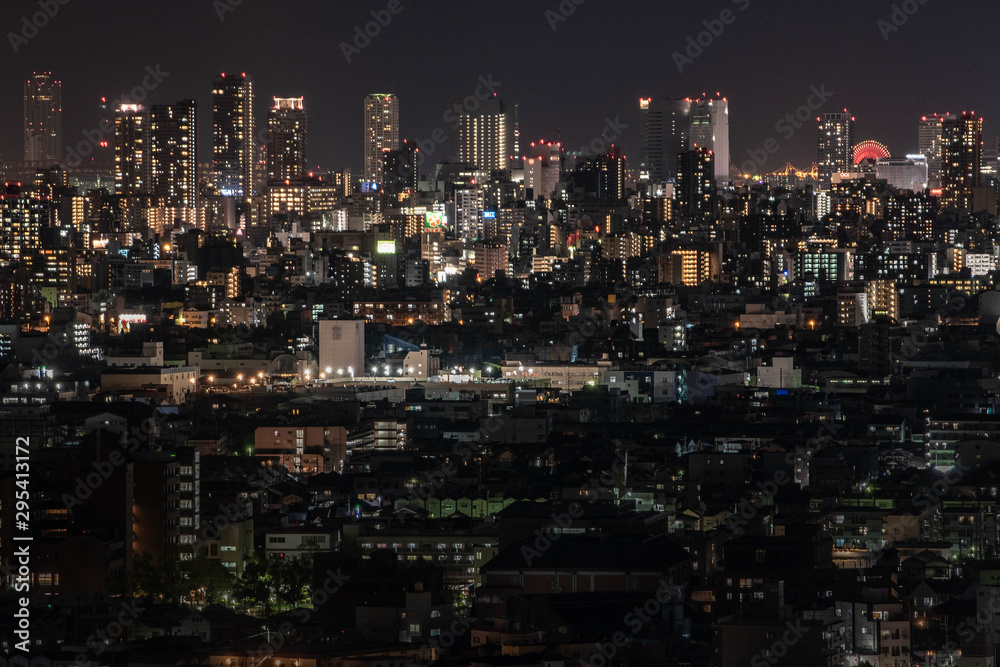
[4, 2, 1000, 174]
[8, 3, 1000, 665]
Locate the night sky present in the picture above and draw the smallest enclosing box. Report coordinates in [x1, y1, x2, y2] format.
[4, 0, 999, 175]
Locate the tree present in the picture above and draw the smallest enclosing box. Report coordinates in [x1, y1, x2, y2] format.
[233, 553, 315, 616]
[132, 551, 160, 600]
[234, 554, 274, 617]
[273, 555, 312, 610]
[183, 554, 236, 605]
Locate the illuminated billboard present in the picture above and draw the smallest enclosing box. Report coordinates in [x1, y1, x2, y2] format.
[483, 211, 497, 219]
[118, 313, 147, 333]
[425, 212, 446, 232]
[377, 240, 397, 254]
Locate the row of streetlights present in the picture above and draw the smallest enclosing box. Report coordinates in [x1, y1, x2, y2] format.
[300, 364, 501, 383]
[193, 371, 268, 390]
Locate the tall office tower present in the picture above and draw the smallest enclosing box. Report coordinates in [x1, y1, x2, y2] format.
[149, 100, 198, 208]
[24, 72, 62, 167]
[940, 111, 983, 211]
[676, 148, 716, 217]
[639, 97, 691, 182]
[114, 104, 150, 198]
[575, 147, 626, 201]
[212, 73, 256, 200]
[458, 95, 508, 177]
[918, 113, 955, 189]
[689, 97, 730, 185]
[364, 93, 400, 184]
[382, 140, 418, 195]
[266, 97, 307, 184]
[521, 140, 562, 201]
[513, 103, 521, 156]
[818, 110, 855, 186]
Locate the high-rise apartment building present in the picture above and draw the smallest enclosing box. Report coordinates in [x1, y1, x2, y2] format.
[676, 148, 716, 217]
[24, 72, 62, 167]
[149, 100, 198, 208]
[213, 73, 256, 200]
[941, 112, 983, 211]
[575, 148, 625, 202]
[382, 140, 418, 195]
[458, 96, 508, 177]
[918, 113, 955, 189]
[266, 97, 307, 184]
[115, 104, 149, 198]
[818, 110, 855, 186]
[364, 94, 400, 184]
[0, 184, 47, 262]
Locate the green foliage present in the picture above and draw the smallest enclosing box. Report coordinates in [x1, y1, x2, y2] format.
[131, 548, 236, 606]
[233, 553, 315, 617]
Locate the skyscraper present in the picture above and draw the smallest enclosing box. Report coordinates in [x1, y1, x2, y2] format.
[364, 94, 400, 184]
[676, 147, 716, 217]
[940, 111, 983, 211]
[818, 110, 855, 186]
[212, 73, 256, 200]
[0, 184, 47, 262]
[575, 147, 625, 202]
[115, 104, 149, 198]
[689, 97, 730, 185]
[24, 72, 62, 167]
[639, 97, 692, 182]
[266, 97, 307, 184]
[458, 95, 508, 177]
[149, 100, 198, 208]
[382, 140, 418, 195]
[918, 113, 955, 189]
